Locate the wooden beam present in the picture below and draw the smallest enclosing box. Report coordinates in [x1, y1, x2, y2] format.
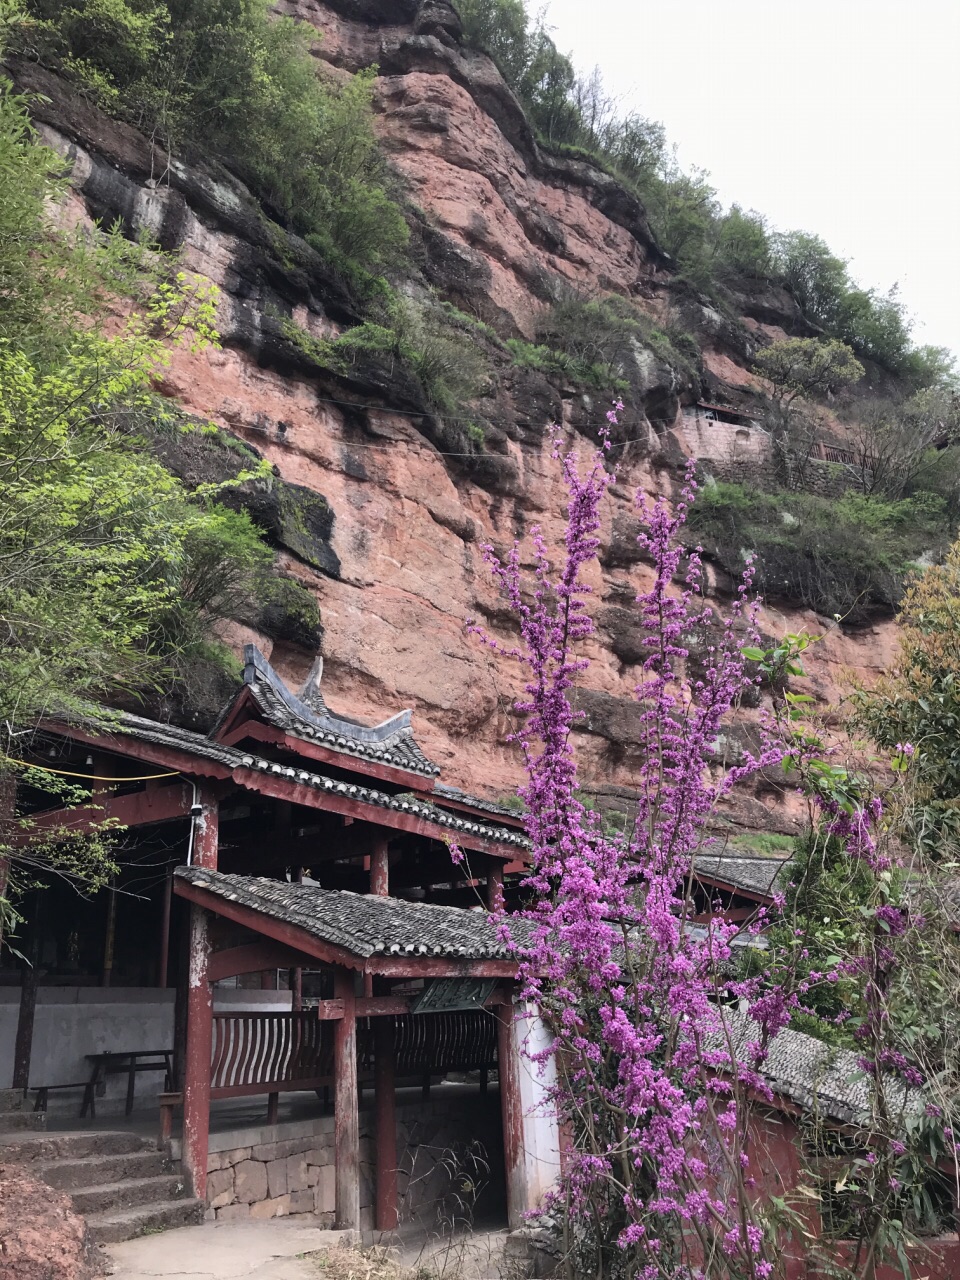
[333, 969, 360, 1230]
[182, 903, 213, 1201]
[487, 863, 504, 912]
[366, 955, 519, 979]
[43, 720, 525, 860]
[22, 784, 192, 837]
[209, 942, 311, 983]
[356, 996, 411, 1017]
[174, 879, 363, 971]
[374, 1015, 398, 1231]
[44, 723, 233, 781]
[231, 766, 521, 859]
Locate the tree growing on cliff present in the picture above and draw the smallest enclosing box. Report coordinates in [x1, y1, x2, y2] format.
[754, 336, 864, 425]
[847, 388, 960, 500]
[0, 74, 275, 937]
[850, 536, 960, 856]
[16, 0, 409, 274]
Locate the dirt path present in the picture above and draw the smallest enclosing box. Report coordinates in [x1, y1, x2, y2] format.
[103, 1220, 343, 1280]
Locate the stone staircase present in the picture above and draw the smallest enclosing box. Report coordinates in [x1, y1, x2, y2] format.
[0, 1092, 204, 1243]
[0, 1086, 45, 1132]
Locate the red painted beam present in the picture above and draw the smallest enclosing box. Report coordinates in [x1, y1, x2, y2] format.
[44, 723, 233, 781]
[230, 766, 519, 859]
[44, 721, 525, 860]
[174, 879, 359, 970]
[366, 955, 519, 978]
[355, 996, 411, 1016]
[315, 999, 345, 1021]
[370, 839, 389, 896]
[209, 942, 311, 983]
[219, 720, 437, 792]
[24, 784, 192, 836]
[487, 863, 504, 912]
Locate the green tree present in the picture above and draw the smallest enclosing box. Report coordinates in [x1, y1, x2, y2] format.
[772, 230, 850, 328]
[0, 71, 275, 931]
[713, 204, 773, 280]
[753, 336, 864, 427]
[850, 537, 960, 855]
[18, 0, 409, 273]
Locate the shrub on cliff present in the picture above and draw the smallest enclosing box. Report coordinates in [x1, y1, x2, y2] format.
[286, 294, 490, 417]
[687, 481, 950, 623]
[16, 0, 409, 273]
[525, 291, 699, 392]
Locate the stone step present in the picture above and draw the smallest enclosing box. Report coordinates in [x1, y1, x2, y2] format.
[0, 1088, 25, 1114]
[41, 1148, 172, 1191]
[69, 1173, 186, 1215]
[85, 1197, 205, 1245]
[0, 1129, 148, 1164]
[0, 1109, 46, 1132]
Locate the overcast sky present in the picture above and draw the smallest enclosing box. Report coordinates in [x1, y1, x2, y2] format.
[543, 0, 960, 363]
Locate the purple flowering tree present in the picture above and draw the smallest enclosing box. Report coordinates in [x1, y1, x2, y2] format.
[470, 422, 953, 1279]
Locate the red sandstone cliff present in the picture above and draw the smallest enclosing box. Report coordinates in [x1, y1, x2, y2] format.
[9, 0, 898, 835]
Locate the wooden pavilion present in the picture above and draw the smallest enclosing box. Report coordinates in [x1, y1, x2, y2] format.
[7, 646, 549, 1231]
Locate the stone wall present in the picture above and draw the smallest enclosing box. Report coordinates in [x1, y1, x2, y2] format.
[194, 1089, 505, 1232]
[201, 1115, 335, 1224]
[785, 456, 872, 498]
[677, 414, 778, 489]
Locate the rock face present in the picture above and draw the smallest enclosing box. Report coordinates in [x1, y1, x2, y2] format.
[0, 1164, 102, 1280]
[10, 0, 897, 834]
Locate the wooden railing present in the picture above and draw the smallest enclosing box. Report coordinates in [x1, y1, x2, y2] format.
[210, 1012, 331, 1098]
[356, 1011, 497, 1075]
[207, 1009, 497, 1100]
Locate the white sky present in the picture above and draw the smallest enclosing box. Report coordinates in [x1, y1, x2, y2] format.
[542, 0, 960, 362]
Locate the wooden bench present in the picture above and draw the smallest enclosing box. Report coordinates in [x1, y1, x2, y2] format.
[32, 1082, 97, 1117]
[85, 1049, 173, 1117]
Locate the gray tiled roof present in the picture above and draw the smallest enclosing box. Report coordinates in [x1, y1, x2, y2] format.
[718, 1010, 915, 1127]
[433, 783, 526, 822]
[176, 867, 528, 960]
[88, 714, 528, 850]
[237, 647, 441, 778]
[693, 855, 791, 899]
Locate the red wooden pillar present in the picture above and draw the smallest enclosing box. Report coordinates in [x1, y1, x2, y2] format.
[370, 839, 389, 897]
[158, 865, 173, 988]
[487, 862, 504, 912]
[334, 968, 360, 1230]
[192, 784, 219, 869]
[374, 1015, 398, 1231]
[182, 902, 212, 1201]
[497, 1001, 527, 1228]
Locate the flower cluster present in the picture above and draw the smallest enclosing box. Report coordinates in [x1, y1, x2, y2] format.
[472, 432, 800, 1277]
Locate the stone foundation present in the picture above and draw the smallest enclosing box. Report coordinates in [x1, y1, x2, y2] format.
[197, 1115, 336, 1224]
[191, 1089, 506, 1231]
